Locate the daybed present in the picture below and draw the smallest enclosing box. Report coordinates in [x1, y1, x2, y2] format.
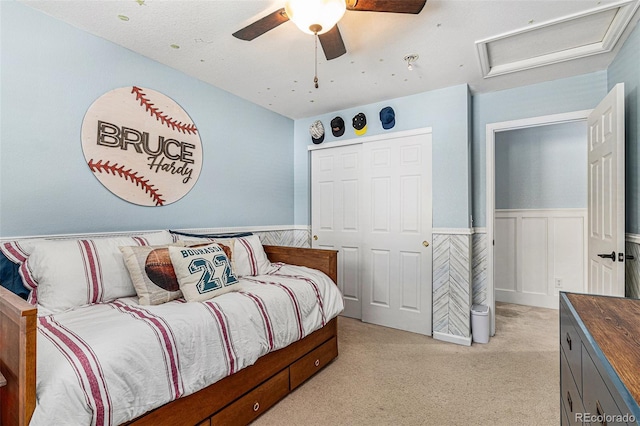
[0, 230, 341, 425]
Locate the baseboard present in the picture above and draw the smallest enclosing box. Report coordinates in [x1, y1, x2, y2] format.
[496, 289, 560, 310]
[433, 331, 472, 347]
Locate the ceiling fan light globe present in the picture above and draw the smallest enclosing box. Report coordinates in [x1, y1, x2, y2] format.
[285, 0, 346, 35]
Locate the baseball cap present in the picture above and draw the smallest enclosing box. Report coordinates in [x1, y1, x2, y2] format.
[379, 106, 395, 130]
[331, 116, 345, 137]
[309, 120, 325, 144]
[352, 113, 367, 136]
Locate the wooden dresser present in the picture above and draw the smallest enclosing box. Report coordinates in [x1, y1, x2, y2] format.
[560, 292, 640, 425]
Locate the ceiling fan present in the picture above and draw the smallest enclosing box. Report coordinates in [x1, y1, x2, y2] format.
[232, 0, 427, 61]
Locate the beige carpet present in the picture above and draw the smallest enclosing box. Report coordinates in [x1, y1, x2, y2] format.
[254, 302, 559, 426]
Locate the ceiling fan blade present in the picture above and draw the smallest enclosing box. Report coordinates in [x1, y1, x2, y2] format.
[318, 25, 347, 61]
[346, 0, 426, 14]
[232, 8, 289, 41]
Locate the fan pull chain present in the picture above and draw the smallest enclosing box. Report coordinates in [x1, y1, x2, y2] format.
[314, 32, 319, 89]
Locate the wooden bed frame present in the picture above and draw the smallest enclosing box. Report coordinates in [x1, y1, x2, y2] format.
[0, 245, 338, 426]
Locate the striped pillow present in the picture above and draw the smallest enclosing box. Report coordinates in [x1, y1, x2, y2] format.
[227, 235, 271, 277]
[21, 231, 173, 312]
[0, 239, 39, 302]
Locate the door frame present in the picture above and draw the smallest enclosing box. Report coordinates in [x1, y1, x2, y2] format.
[486, 109, 591, 335]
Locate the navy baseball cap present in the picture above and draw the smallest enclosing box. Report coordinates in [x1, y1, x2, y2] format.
[379, 106, 395, 130]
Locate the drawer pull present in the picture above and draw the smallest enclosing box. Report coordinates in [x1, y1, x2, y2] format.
[314, 359, 320, 367]
[566, 391, 573, 412]
[596, 400, 606, 426]
[566, 332, 572, 350]
[253, 402, 260, 412]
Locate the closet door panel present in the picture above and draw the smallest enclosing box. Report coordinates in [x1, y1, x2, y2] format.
[361, 134, 433, 335]
[311, 145, 363, 319]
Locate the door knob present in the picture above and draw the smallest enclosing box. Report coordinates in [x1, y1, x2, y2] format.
[422, 241, 430, 247]
[313, 235, 318, 241]
[597, 251, 616, 261]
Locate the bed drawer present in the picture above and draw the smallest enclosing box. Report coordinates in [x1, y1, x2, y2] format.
[290, 336, 338, 390]
[210, 368, 289, 425]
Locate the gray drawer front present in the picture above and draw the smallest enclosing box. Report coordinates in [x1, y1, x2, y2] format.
[562, 346, 585, 426]
[562, 398, 572, 426]
[561, 300, 583, 396]
[582, 344, 626, 425]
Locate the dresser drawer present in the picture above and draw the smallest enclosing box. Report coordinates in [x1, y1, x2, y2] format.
[582, 345, 625, 425]
[561, 346, 585, 426]
[562, 398, 572, 426]
[210, 368, 289, 425]
[561, 300, 583, 396]
[290, 336, 338, 390]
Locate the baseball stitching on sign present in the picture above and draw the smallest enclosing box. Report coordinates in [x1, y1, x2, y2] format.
[82, 86, 203, 207]
[88, 159, 166, 206]
[131, 86, 198, 135]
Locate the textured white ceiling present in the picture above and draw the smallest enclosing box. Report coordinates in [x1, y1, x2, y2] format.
[21, 0, 640, 119]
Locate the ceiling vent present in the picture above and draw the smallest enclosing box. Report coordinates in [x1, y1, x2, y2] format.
[476, 0, 640, 78]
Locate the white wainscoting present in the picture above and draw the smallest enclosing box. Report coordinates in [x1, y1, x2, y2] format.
[495, 209, 587, 309]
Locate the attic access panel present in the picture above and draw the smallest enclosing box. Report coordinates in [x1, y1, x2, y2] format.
[476, 0, 640, 78]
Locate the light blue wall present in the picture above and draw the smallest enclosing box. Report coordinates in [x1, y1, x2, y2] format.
[3, 2, 636, 237]
[472, 71, 609, 227]
[607, 21, 640, 234]
[294, 84, 471, 229]
[0, 2, 294, 237]
[495, 121, 587, 209]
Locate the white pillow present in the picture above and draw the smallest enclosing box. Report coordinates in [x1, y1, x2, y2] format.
[22, 231, 173, 312]
[231, 234, 272, 277]
[168, 243, 239, 302]
[172, 234, 271, 277]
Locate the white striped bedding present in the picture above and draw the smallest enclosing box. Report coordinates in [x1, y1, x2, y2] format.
[29, 263, 344, 426]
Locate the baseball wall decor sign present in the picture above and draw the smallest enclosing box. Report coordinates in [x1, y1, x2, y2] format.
[81, 86, 203, 206]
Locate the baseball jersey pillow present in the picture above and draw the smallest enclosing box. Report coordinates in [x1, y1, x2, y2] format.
[169, 243, 239, 302]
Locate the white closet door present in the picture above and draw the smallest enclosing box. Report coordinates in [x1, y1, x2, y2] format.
[361, 133, 433, 335]
[311, 144, 363, 319]
[587, 83, 625, 296]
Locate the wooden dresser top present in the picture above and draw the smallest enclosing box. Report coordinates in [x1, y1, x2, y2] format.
[567, 293, 640, 405]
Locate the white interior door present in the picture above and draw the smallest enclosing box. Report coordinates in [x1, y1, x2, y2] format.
[588, 83, 625, 296]
[311, 144, 363, 319]
[361, 133, 433, 335]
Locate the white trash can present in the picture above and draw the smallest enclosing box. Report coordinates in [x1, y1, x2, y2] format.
[471, 304, 490, 344]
